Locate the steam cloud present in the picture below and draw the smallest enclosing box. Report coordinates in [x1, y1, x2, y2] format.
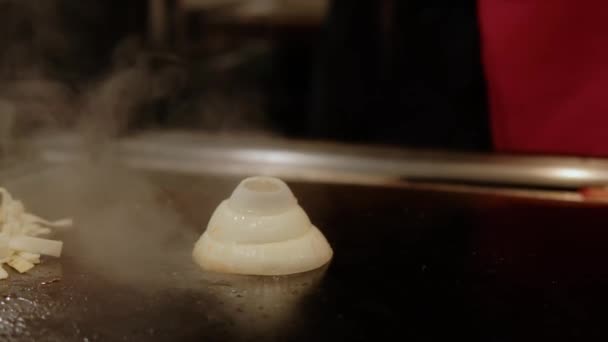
[0, 0, 275, 290]
[0, 0, 195, 289]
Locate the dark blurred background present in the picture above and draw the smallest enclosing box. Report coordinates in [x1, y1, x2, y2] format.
[0, 0, 490, 151]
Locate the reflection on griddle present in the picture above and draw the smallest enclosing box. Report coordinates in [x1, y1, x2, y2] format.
[201, 266, 327, 338]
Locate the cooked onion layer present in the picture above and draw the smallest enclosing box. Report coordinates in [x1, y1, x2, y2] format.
[193, 176, 333, 275]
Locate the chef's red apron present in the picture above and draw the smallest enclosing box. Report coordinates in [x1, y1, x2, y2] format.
[478, 0, 608, 157]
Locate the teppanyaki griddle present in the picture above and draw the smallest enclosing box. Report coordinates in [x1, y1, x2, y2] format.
[0, 163, 606, 342]
[0, 132, 607, 341]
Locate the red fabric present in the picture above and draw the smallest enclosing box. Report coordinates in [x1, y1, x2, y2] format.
[478, 0, 608, 157]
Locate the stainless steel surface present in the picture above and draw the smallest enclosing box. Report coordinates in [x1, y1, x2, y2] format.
[27, 131, 608, 189]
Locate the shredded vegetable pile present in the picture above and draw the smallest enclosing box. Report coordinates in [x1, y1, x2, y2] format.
[0, 188, 72, 279]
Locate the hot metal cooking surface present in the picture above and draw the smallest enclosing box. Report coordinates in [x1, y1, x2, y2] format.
[0, 165, 607, 341]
